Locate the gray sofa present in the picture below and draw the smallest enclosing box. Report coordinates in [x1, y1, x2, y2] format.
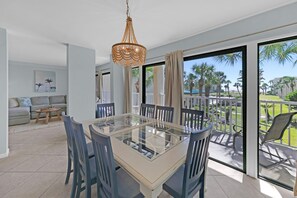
[8, 95, 67, 126]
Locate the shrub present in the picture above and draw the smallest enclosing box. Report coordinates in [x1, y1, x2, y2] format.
[285, 91, 297, 101]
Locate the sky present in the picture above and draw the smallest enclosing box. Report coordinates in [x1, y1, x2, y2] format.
[183, 51, 297, 91]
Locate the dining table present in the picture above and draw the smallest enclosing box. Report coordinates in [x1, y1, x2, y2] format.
[83, 113, 195, 198]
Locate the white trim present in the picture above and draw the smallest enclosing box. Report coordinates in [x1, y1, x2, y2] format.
[0, 148, 9, 159]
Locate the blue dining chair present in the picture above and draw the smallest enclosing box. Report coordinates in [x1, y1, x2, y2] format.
[89, 125, 144, 198]
[180, 108, 204, 130]
[71, 118, 97, 198]
[97, 103, 115, 118]
[61, 114, 95, 198]
[163, 124, 213, 198]
[140, 103, 155, 118]
[155, 105, 174, 123]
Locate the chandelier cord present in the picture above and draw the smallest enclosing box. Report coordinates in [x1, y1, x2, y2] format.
[126, 0, 130, 17]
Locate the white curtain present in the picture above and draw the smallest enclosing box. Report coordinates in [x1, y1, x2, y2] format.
[165, 50, 184, 124]
[124, 67, 132, 113]
[96, 71, 103, 102]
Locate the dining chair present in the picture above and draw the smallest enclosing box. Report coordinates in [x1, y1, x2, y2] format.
[96, 103, 115, 118]
[163, 124, 213, 198]
[180, 108, 204, 130]
[140, 103, 155, 118]
[61, 113, 95, 198]
[89, 125, 144, 198]
[155, 105, 174, 123]
[71, 118, 97, 198]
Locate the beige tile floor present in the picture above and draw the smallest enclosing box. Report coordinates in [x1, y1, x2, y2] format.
[0, 121, 295, 198]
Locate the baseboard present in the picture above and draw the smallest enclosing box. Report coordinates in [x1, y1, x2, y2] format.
[0, 148, 9, 158]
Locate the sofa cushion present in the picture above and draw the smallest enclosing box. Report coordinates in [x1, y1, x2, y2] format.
[17, 97, 32, 107]
[9, 98, 19, 108]
[31, 96, 49, 105]
[9, 107, 30, 117]
[51, 104, 67, 109]
[49, 95, 66, 104]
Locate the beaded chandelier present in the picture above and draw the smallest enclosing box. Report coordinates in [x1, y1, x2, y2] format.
[112, 0, 146, 67]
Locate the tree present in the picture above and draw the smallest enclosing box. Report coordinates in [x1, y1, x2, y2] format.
[233, 82, 242, 97]
[185, 73, 197, 96]
[261, 83, 269, 95]
[213, 52, 242, 65]
[213, 71, 226, 97]
[282, 76, 296, 92]
[224, 80, 232, 96]
[192, 63, 214, 96]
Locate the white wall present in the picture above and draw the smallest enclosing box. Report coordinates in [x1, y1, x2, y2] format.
[9, 61, 67, 98]
[67, 44, 96, 121]
[0, 28, 8, 158]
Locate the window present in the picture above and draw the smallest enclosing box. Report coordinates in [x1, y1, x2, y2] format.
[184, 47, 247, 172]
[132, 67, 140, 114]
[258, 36, 297, 189]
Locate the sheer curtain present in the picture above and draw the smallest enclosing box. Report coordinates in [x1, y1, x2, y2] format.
[124, 67, 132, 113]
[165, 50, 184, 124]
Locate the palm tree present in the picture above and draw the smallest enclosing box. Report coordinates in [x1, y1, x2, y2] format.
[192, 63, 214, 96]
[275, 79, 285, 98]
[282, 76, 296, 92]
[185, 73, 197, 96]
[224, 80, 232, 96]
[261, 83, 269, 95]
[233, 82, 242, 97]
[213, 71, 226, 97]
[204, 66, 215, 98]
[213, 52, 242, 65]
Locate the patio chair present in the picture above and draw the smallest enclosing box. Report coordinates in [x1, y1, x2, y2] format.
[89, 125, 144, 198]
[233, 112, 297, 168]
[96, 103, 115, 118]
[180, 108, 204, 130]
[61, 113, 94, 198]
[155, 105, 174, 123]
[71, 118, 97, 198]
[140, 103, 155, 118]
[163, 124, 213, 198]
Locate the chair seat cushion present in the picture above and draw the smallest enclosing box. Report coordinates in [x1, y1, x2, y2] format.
[117, 168, 143, 198]
[163, 165, 185, 198]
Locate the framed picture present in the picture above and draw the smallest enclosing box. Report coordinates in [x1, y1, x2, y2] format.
[34, 70, 56, 92]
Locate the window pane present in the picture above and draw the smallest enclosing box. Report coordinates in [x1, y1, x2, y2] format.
[144, 65, 165, 105]
[132, 67, 140, 114]
[184, 48, 245, 171]
[258, 38, 297, 188]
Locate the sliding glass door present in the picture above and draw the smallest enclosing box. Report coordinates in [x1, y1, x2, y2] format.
[183, 47, 246, 171]
[258, 36, 297, 189]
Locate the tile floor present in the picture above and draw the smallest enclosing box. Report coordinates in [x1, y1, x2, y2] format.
[0, 121, 295, 198]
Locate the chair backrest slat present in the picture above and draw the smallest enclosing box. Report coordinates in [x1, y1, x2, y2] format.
[155, 105, 174, 123]
[262, 112, 297, 144]
[180, 108, 204, 130]
[183, 124, 212, 196]
[61, 113, 74, 157]
[140, 103, 155, 118]
[71, 118, 91, 178]
[89, 125, 118, 198]
[97, 103, 115, 118]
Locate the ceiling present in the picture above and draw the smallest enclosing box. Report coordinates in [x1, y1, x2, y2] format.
[0, 0, 296, 67]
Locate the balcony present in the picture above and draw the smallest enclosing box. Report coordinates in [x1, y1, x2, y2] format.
[133, 92, 297, 188]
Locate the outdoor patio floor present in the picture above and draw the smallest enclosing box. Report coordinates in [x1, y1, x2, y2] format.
[210, 130, 297, 188]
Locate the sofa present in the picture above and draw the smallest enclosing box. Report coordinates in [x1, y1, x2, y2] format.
[8, 95, 67, 126]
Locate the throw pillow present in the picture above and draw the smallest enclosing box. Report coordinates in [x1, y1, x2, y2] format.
[17, 97, 32, 107]
[9, 98, 19, 108]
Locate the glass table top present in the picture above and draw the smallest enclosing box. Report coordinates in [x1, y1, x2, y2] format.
[113, 122, 191, 161]
[93, 114, 150, 134]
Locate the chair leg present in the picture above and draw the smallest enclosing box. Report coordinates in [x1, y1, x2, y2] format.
[76, 173, 82, 198]
[70, 161, 78, 198]
[85, 179, 91, 198]
[65, 153, 72, 184]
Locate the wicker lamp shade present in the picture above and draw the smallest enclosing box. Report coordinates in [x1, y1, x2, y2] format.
[112, 2, 146, 67]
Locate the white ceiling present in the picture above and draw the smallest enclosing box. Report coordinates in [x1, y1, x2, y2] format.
[0, 0, 296, 66]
